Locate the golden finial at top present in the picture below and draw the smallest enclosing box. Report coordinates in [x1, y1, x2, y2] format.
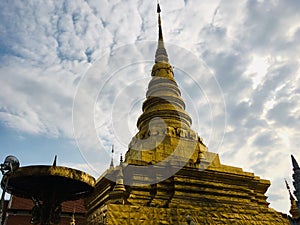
[155, 2, 169, 63]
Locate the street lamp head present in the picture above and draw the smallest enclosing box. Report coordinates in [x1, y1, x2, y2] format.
[0, 155, 19, 225]
[0, 155, 20, 175]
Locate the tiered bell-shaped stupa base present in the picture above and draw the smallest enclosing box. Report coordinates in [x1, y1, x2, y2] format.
[85, 153, 289, 225]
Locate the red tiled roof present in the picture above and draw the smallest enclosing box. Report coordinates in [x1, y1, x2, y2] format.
[5, 215, 86, 225]
[5, 215, 32, 225]
[5, 195, 87, 225]
[9, 196, 32, 210]
[9, 196, 86, 213]
[61, 199, 86, 213]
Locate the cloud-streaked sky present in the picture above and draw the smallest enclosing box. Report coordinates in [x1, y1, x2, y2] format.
[1, 0, 300, 213]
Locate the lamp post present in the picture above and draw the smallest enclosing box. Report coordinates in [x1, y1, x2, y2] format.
[0, 156, 20, 225]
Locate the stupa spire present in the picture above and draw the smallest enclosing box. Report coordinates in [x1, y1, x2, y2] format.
[155, 2, 169, 63]
[124, 2, 207, 166]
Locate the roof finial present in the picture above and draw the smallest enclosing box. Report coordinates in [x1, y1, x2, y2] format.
[69, 208, 76, 225]
[53, 155, 57, 166]
[285, 179, 300, 219]
[292, 155, 300, 170]
[120, 153, 123, 166]
[285, 178, 291, 190]
[157, 1, 161, 13]
[155, 2, 169, 63]
[110, 145, 114, 169]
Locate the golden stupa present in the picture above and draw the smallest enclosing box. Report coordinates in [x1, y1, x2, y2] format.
[85, 4, 289, 225]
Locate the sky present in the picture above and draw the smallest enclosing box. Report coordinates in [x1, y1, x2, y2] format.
[0, 0, 300, 214]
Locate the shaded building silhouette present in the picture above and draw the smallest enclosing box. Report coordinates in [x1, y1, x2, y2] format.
[288, 155, 300, 225]
[4, 196, 86, 225]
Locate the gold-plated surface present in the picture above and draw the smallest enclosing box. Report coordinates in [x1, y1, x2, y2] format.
[86, 161, 289, 224]
[124, 5, 208, 169]
[125, 60, 207, 167]
[105, 204, 287, 225]
[85, 4, 289, 225]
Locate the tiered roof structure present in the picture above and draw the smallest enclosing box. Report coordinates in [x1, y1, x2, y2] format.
[292, 155, 300, 211]
[287, 155, 300, 224]
[4, 196, 86, 225]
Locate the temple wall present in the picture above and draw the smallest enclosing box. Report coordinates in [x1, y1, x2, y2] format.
[86, 163, 290, 225]
[103, 204, 288, 225]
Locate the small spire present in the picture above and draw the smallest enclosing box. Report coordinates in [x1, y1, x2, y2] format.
[120, 153, 123, 166]
[69, 209, 76, 225]
[157, 1, 161, 13]
[155, 2, 169, 63]
[110, 145, 114, 168]
[53, 155, 57, 166]
[109, 163, 126, 204]
[285, 179, 291, 190]
[114, 166, 125, 192]
[291, 155, 300, 170]
[285, 179, 300, 219]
